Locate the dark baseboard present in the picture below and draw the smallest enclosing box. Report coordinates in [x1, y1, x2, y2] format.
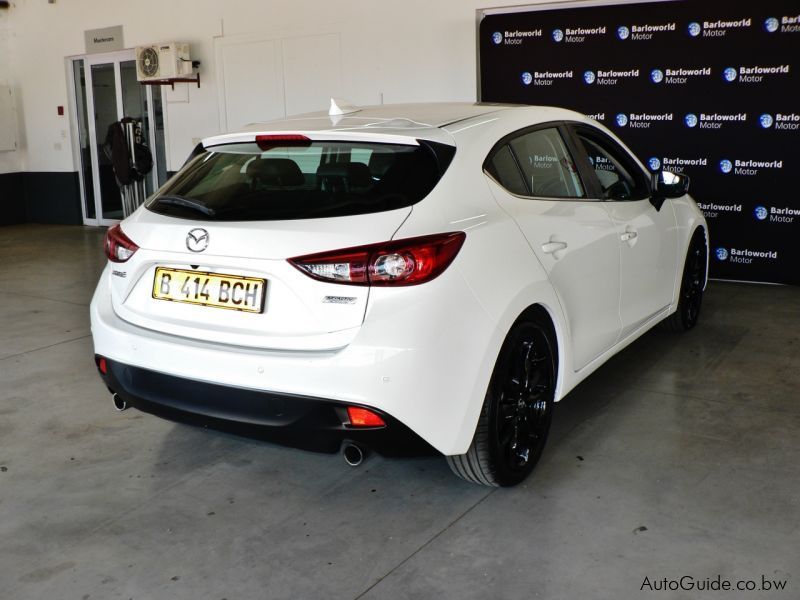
[24, 172, 83, 225]
[0, 171, 83, 226]
[0, 172, 26, 226]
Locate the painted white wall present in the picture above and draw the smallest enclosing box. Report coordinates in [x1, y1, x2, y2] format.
[2, 0, 574, 176]
[0, 6, 21, 173]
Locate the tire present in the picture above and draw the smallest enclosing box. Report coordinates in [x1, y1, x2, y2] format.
[447, 314, 557, 487]
[662, 229, 707, 332]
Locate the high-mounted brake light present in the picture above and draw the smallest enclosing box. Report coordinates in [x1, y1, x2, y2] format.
[347, 406, 386, 428]
[288, 232, 466, 287]
[255, 134, 312, 151]
[104, 224, 139, 263]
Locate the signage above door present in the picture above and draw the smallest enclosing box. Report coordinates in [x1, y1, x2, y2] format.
[84, 25, 124, 54]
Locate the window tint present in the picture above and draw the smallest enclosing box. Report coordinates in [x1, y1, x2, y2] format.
[508, 128, 584, 198]
[146, 141, 453, 221]
[486, 144, 527, 195]
[576, 130, 650, 200]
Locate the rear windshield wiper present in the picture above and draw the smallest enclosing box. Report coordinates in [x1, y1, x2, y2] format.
[152, 195, 217, 217]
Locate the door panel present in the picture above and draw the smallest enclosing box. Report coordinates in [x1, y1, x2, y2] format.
[72, 59, 96, 221]
[490, 183, 622, 371]
[484, 124, 621, 372]
[605, 200, 678, 337]
[89, 62, 124, 221]
[569, 124, 678, 338]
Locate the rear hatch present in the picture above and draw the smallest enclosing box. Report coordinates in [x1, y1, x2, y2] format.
[109, 134, 453, 351]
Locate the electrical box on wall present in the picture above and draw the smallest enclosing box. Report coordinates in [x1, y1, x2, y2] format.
[0, 84, 18, 152]
[135, 43, 192, 81]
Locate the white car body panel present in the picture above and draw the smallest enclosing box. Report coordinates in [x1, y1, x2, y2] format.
[90, 102, 708, 455]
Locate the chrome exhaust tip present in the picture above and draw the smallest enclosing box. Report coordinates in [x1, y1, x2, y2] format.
[112, 393, 128, 412]
[342, 443, 366, 467]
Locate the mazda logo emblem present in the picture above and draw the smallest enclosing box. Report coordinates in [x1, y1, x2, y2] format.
[186, 228, 209, 252]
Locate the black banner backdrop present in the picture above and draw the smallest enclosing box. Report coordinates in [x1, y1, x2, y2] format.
[478, 0, 800, 285]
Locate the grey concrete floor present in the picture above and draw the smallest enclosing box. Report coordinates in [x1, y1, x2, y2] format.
[0, 224, 798, 600]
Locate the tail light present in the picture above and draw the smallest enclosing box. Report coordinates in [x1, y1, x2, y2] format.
[104, 224, 139, 263]
[288, 232, 466, 286]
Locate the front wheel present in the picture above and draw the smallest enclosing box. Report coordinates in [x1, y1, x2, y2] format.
[447, 315, 557, 487]
[663, 229, 707, 332]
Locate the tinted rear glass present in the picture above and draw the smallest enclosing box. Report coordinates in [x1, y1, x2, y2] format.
[146, 140, 453, 221]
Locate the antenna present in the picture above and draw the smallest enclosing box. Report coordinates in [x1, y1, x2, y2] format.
[329, 98, 360, 116]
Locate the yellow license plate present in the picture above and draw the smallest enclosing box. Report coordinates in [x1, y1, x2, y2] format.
[152, 267, 266, 313]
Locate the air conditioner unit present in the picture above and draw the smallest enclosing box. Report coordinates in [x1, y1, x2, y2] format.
[135, 43, 192, 81]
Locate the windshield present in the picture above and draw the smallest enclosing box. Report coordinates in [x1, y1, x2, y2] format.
[146, 140, 454, 221]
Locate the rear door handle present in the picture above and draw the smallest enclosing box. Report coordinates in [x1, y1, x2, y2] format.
[620, 231, 638, 242]
[542, 241, 568, 254]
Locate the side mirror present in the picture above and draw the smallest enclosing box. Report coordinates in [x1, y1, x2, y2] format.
[651, 170, 690, 210]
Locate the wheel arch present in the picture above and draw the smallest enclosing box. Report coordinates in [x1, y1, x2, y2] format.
[502, 299, 569, 403]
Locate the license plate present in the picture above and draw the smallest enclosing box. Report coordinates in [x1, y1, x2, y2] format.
[152, 267, 266, 313]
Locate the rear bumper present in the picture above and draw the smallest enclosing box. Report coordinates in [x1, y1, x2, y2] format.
[90, 260, 502, 455]
[97, 356, 436, 456]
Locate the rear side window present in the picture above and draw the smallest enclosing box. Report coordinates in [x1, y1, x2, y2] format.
[485, 145, 527, 196]
[146, 140, 454, 221]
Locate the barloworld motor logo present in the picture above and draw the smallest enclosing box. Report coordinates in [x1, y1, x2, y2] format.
[723, 67, 738, 82]
[617, 25, 630, 40]
[584, 70, 596, 84]
[492, 31, 503, 45]
[685, 113, 699, 127]
[764, 17, 780, 33]
[552, 28, 564, 42]
[650, 69, 664, 83]
[648, 157, 662, 171]
[616, 113, 629, 127]
[716, 246, 778, 263]
[759, 113, 774, 128]
[754, 205, 769, 221]
[719, 159, 733, 173]
[688, 22, 702, 37]
[521, 71, 533, 85]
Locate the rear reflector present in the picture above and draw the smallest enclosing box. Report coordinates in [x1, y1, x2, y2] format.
[347, 406, 386, 427]
[255, 134, 311, 151]
[288, 232, 466, 286]
[104, 224, 139, 263]
[96, 356, 108, 375]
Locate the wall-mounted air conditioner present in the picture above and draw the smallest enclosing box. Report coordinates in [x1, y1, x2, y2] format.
[135, 43, 192, 81]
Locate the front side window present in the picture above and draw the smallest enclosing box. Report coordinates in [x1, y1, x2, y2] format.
[575, 129, 650, 201]
[508, 128, 585, 198]
[146, 140, 453, 221]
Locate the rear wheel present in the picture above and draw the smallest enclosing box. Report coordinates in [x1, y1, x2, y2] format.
[663, 229, 707, 332]
[447, 315, 557, 487]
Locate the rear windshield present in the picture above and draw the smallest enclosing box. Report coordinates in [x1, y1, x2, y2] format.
[145, 140, 454, 221]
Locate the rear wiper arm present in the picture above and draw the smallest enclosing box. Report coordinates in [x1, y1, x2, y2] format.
[153, 195, 216, 217]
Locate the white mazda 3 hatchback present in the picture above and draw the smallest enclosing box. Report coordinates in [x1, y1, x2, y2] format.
[91, 102, 708, 486]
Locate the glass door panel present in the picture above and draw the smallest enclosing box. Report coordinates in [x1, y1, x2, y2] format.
[151, 85, 168, 188]
[72, 59, 95, 220]
[90, 62, 124, 221]
[120, 59, 155, 197]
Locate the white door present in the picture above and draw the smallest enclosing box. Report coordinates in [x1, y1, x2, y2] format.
[485, 125, 622, 371]
[69, 50, 167, 226]
[570, 125, 678, 339]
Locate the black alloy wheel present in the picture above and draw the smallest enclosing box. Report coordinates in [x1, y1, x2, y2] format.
[447, 316, 557, 487]
[664, 229, 707, 332]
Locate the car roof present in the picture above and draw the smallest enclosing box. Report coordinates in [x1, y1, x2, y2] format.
[202, 102, 591, 147]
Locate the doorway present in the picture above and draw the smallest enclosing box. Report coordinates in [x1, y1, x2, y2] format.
[69, 49, 168, 226]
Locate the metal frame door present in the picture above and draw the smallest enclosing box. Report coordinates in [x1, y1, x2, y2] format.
[67, 49, 163, 226]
